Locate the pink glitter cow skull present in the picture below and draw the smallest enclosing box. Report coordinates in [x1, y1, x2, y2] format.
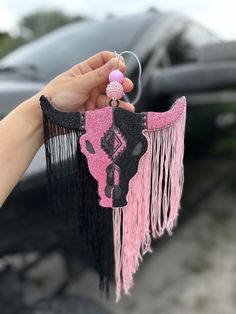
[39, 95, 186, 209]
[79, 97, 186, 208]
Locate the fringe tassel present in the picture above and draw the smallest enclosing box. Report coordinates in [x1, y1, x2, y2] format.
[113, 108, 186, 302]
[43, 113, 82, 217]
[42, 113, 114, 298]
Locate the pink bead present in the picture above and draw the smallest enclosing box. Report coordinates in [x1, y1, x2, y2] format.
[106, 81, 124, 100]
[109, 70, 124, 83]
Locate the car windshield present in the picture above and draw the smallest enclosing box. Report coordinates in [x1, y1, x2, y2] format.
[0, 13, 157, 81]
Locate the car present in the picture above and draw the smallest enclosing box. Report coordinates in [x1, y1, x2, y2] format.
[0, 9, 235, 312]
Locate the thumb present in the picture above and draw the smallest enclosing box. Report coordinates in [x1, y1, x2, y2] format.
[82, 57, 121, 90]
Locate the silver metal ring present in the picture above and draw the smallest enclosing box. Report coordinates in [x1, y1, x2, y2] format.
[109, 98, 120, 107]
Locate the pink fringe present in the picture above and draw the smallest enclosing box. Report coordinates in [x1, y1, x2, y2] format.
[113, 108, 186, 302]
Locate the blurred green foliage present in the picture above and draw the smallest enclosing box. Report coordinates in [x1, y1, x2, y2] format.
[0, 10, 87, 58]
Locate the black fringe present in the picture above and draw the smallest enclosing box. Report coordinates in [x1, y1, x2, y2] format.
[42, 113, 114, 298]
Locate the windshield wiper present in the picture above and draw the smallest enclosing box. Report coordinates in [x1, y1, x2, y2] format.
[0, 64, 42, 80]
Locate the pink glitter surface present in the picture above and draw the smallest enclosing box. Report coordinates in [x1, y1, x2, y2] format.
[106, 81, 124, 100]
[80, 106, 113, 207]
[147, 96, 186, 130]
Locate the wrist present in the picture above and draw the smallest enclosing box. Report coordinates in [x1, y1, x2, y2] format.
[17, 92, 44, 147]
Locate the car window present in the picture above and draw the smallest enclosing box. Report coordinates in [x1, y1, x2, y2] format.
[0, 13, 157, 81]
[165, 22, 220, 66]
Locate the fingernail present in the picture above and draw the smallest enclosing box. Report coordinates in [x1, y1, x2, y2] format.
[108, 57, 117, 70]
[119, 56, 125, 66]
[120, 60, 126, 67]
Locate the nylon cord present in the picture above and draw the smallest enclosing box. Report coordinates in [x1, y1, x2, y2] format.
[114, 50, 142, 106]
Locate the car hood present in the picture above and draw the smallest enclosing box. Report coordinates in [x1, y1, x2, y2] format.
[0, 79, 45, 115]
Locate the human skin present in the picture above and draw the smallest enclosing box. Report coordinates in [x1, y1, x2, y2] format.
[0, 50, 134, 207]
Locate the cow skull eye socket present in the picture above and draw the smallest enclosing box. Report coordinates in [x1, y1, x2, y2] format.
[85, 140, 95, 154]
[132, 142, 142, 156]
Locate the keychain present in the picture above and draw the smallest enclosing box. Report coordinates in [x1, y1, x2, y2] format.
[39, 50, 186, 302]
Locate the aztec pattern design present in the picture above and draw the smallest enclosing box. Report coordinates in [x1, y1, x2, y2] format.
[79, 105, 148, 208]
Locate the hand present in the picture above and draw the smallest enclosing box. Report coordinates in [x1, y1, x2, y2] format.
[41, 50, 135, 112]
[0, 50, 136, 207]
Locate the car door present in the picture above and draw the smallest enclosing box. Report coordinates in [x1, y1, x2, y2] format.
[149, 21, 236, 209]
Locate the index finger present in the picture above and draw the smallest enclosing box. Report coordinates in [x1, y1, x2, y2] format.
[84, 51, 116, 70]
[69, 51, 125, 75]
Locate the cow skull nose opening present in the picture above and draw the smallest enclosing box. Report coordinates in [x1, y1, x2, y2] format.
[105, 184, 113, 198]
[104, 163, 123, 202]
[105, 184, 122, 200]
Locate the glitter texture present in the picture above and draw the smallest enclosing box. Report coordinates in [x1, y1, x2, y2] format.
[106, 81, 124, 100]
[147, 96, 186, 130]
[80, 106, 113, 207]
[101, 126, 126, 160]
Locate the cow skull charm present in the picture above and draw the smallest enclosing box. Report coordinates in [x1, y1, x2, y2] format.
[39, 49, 186, 302]
[40, 95, 185, 207]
